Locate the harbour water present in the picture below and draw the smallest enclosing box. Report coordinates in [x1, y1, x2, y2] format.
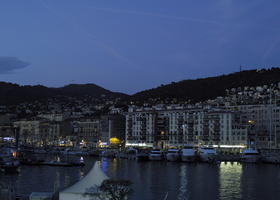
[1, 156, 280, 200]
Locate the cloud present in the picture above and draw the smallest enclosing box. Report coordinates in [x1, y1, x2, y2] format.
[0, 57, 29, 73]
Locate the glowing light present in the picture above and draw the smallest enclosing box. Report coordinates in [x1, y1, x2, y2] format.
[213, 145, 246, 148]
[125, 142, 153, 147]
[3, 137, 14, 141]
[110, 137, 120, 145]
[248, 120, 255, 124]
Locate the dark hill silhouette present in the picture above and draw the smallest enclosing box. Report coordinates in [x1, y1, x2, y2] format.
[0, 82, 127, 105]
[1, 67, 280, 105]
[132, 68, 280, 102]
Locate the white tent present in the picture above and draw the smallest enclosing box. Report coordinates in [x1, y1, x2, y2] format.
[59, 161, 109, 200]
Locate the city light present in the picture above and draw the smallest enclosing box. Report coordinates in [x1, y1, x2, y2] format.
[110, 137, 120, 145]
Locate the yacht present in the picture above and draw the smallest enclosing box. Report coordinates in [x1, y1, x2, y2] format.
[149, 149, 163, 161]
[198, 146, 217, 163]
[181, 145, 197, 162]
[166, 149, 180, 162]
[240, 148, 260, 163]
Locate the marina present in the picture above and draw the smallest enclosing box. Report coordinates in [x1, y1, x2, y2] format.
[1, 155, 280, 200]
[1, 0, 280, 199]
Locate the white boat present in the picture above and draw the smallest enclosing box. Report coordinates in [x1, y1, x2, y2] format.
[149, 149, 163, 161]
[181, 145, 197, 162]
[240, 148, 260, 163]
[198, 146, 217, 163]
[166, 149, 180, 161]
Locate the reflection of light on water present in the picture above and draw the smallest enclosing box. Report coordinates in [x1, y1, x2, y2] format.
[54, 171, 60, 192]
[101, 158, 108, 172]
[178, 165, 188, 200]
[65, 175, 70, 187]
[80, 171, 84, 178]
[219, 162, 242, 200]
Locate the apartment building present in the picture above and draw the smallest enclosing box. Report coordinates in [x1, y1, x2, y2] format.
[125, 106, 249, 148]
[14, 118, 60, 146]
[227, 104, 280, 148]
[100, 114, 126, 146]
[73, 118, 100, 147]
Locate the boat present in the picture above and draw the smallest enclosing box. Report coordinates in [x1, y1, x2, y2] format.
[149, 149, 163, 161]
[0, 156, 20, 173]
[262, 154, 280, 164]
[63, 148, 89, 156]
[126, 147, 137, 160]
[44, 160, 75, 167]
[136, 149, 149, 161]
[261, 149, 280, 164]
[198, 146, 217, 163]
[0, 148, 20, 173]
[166, 149, 180, 161]
[70, 157, 85, 166]
[240, 148, 260, 163]
[181, 145, 197, 162]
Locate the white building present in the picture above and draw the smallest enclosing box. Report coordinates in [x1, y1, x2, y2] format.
[125, 106, 248, 149]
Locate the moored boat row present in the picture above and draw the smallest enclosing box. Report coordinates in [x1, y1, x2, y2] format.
[110, 146, 279, 164]
[146, 146, 217, 163]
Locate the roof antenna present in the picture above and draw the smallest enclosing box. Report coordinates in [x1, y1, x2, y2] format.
[239, 65, 243, 85]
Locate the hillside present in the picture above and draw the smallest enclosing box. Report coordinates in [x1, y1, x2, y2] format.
[132, 68, 280, 103]
[0, 82, 127, 105]
[1, 68, 280, 105]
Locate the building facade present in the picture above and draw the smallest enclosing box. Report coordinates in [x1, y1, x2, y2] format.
[125, 107, 249, 149]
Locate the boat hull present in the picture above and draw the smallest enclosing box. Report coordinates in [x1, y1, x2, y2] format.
[200, 154, 217, 163]
[137, 155, 149, 161]
[262, 155, 280, 164]
[149, 155, 163, 161]
[181, 155, 196, 162]
[240, 156, 260, 163]
[166, 154, 180, 162]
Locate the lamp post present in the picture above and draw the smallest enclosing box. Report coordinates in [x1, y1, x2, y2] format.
[13, 126, 20, 150]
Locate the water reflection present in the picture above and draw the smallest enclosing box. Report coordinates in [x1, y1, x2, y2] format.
[191, 164, 219, 200]
[219, 162, 242, 200]
[1, 157, 280, 200]
[178, 165, 188, 200]
[241, 164, 280, 200]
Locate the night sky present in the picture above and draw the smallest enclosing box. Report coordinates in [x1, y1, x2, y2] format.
[0, 0, 280, 94]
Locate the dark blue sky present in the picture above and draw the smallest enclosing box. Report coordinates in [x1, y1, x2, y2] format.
[1, 0, 280, 94]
